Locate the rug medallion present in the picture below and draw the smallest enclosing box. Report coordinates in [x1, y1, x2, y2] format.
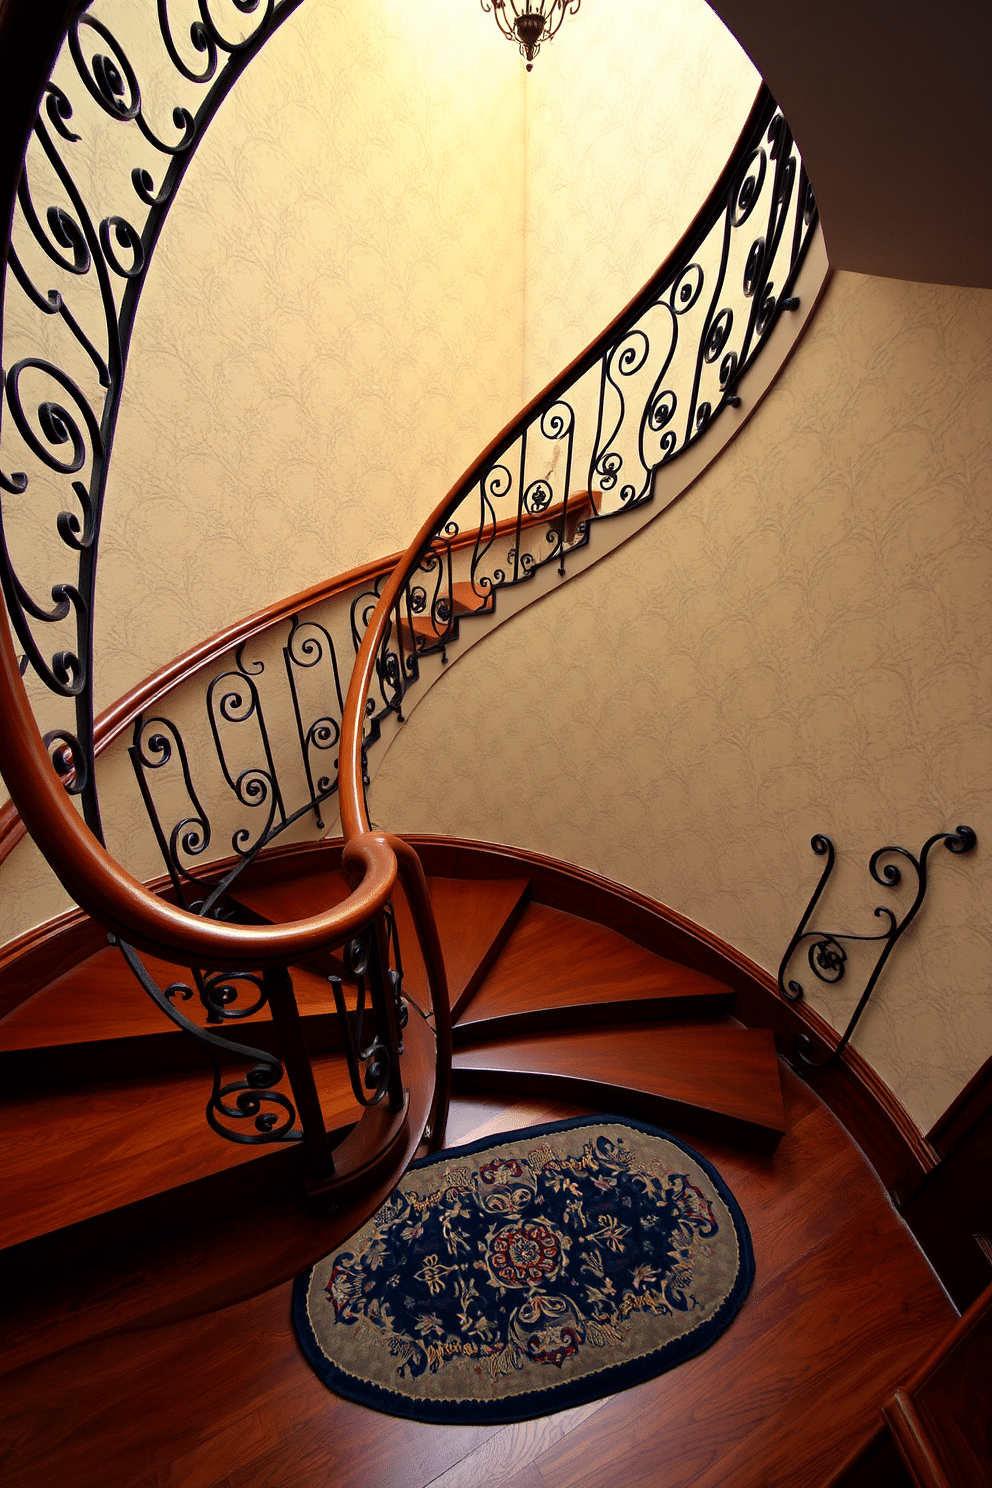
[293, 1114, 753, 1424]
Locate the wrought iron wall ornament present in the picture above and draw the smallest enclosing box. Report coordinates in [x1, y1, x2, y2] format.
[778, 826, 978, 1072]
[482, 0, 580, 70]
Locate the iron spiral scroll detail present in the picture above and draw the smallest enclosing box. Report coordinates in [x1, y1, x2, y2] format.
[778, 827, 978, 1072]
[113, 937, 302, 1145]
[0, 0, 303, 843]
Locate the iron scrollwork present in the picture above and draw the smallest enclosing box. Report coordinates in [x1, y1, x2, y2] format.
[778, 826, 978, 1071]
[283, 614, 345, 831]
[329, 914, 407, 1112]
[0, 0, 303, 844]
[113, 936, 302, 1145]
[352, 90, 819, 764]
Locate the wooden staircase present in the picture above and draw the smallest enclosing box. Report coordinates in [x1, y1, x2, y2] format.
[0, 839, 785, 1294]
[0, 837, 960, 1487]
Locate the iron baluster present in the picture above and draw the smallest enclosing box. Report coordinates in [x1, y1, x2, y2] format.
[113, 937, 303, 1145]
[283, 614, 345, 832]
[262, 965, 335, 1179]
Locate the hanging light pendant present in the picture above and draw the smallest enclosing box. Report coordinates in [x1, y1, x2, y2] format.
[482, 1, 581, 71]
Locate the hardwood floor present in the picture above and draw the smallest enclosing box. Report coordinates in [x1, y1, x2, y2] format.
[1, 1071, 953, 1488]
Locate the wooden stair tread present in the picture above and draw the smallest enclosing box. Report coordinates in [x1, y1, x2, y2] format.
[397, 583, 495, 644]
[0, 1053, 364, 1253]
[234, 871, 530, 1021]
[391, 875, 530, 1017]
[455, 901, 734, 1037]
[452, 1019, 786, 1153]
[0, 943, 347, 1054]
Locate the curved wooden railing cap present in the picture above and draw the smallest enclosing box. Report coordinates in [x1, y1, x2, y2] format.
[340, 84, 777, 839]
[0, 614, 398, 967]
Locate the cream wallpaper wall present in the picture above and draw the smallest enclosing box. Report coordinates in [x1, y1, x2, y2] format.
[523, 0, 758, 397]
[370, 271, 992, 1133]
[0, 0, 759, 938]
[93, 0, 527, 710]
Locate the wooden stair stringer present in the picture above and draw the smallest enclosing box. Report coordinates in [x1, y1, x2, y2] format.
[452, 1020, 787, 1154]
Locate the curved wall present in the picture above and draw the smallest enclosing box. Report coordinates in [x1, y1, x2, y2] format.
[370, 270, 992, 1132]
[0, 0, 759, 939]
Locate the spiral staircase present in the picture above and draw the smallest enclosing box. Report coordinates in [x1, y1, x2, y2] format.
[0, 3, 989, 1484]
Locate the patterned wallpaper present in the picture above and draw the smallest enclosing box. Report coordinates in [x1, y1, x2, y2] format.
[0, 0, 758, 938]
[92, 0, 528, 711]
[370, 271, 992, 1132]
[523, 0, 759, 397]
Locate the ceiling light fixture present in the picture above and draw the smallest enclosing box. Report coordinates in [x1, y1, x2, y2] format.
[481, 1, 581, 71]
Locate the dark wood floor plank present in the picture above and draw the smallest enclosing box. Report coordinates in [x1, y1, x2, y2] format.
[0, 1082, 955, 1488]
[457, 903, 733, 1039]
[453, 1020, 786, 1152]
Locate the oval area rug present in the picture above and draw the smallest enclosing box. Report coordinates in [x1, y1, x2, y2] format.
[293, 1114, 754, 1424]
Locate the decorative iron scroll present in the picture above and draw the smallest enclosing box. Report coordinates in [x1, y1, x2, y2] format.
[778, 826, 978, 1071]
[0, 0, 303, 843]
[113, 935, 303, 1144]
[129, 612, 348, 903]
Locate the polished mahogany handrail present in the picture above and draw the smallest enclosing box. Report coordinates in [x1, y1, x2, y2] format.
[339, 84, 777, 839]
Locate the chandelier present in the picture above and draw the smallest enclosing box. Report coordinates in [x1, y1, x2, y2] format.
[481, 1, 581, 71]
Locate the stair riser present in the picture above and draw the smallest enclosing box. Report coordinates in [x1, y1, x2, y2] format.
[453, 990, 734, 1046]
[450, 1067, 784, 1155]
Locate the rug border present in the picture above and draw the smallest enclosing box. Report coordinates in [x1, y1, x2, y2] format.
[292, 1113, 755, 1426]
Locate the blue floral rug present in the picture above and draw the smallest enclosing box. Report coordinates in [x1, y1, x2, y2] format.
[293, 1114, 753, 1424]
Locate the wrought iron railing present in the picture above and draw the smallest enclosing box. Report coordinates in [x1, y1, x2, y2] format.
[0, 0, 451, 1201]
[339, 87, 818, 827]
[778, 827, 978, 1072]
[0, 0, 817, 1197]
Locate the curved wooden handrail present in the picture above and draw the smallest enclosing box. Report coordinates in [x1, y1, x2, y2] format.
[339, 84, 773, 838]
[0, 495, 599, 866]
